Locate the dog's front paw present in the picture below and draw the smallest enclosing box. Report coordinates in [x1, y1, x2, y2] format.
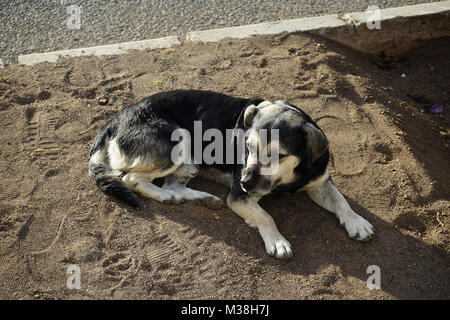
[341, 215, 374, 241]
[260, 229, 293, 259]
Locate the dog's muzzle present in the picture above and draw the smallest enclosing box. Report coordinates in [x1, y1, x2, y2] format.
[240, 166, 260, 193]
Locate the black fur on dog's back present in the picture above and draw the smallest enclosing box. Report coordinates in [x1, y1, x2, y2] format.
[88, 90, 261, 208]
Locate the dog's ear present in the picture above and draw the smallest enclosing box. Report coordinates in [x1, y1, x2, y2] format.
[244, 104, 259, 128]
[302, 123, 328, 166]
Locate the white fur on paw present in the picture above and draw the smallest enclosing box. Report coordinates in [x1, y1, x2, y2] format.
[261, 230, 293, 259]
[341, 215, 374, 241]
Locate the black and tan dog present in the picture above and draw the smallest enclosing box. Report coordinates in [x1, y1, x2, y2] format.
[89, 90, 374, 259]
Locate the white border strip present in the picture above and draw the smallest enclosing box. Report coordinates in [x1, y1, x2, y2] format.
[186, 15, 346, 43]
[18, 36, 180, 66]
[347, 0, 450, 23]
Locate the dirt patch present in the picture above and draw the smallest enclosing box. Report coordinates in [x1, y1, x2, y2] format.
[0, 34, 448, 300]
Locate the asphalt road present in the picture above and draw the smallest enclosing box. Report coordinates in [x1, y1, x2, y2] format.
[0, 0, 438, 65]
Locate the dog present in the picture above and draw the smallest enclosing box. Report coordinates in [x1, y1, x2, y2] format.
[89, 90, 374, 259]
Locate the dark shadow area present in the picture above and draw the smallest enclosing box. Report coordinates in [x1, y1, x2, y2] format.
[311, 34, 450, 204]
[127, 174, 448, 299]
[133, 189, 446, 299]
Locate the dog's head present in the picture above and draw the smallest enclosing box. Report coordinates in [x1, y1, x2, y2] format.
[239, 100, 329, 196]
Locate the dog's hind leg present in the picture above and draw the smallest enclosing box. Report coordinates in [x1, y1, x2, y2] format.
[162, 164, 224, 209]
[305, 171, 375, 241]
[122, 169, 185, 204]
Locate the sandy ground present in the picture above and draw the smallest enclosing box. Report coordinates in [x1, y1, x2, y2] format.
[0, 33, 448, 300]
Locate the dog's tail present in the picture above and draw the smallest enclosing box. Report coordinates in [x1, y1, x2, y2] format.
[88, 126, 140, 209]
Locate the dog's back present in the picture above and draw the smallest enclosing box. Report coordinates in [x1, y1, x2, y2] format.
[88, 90, 259, 208]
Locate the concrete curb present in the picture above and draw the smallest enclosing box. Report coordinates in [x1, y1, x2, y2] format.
[346, 0, 450, 22]
[18, 36, 181, 66]
[185, 15, 346, 43]
[187, 1, 450, 55]
[319, 0, 450, 55]
[187, 0, 450, 43]
[17, 1, 450, 66]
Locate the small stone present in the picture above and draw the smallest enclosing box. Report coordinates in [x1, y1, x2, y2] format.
[38, 90, 51, 101]
[258, 57, 267, 68]
[196, 68, 206, 76]
[98, 97, 108, 105]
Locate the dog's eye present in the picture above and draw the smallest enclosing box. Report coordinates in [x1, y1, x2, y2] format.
[279, 154, 287, 160]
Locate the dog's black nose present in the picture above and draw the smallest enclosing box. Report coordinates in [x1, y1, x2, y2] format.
[240, 176, 256, 192]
